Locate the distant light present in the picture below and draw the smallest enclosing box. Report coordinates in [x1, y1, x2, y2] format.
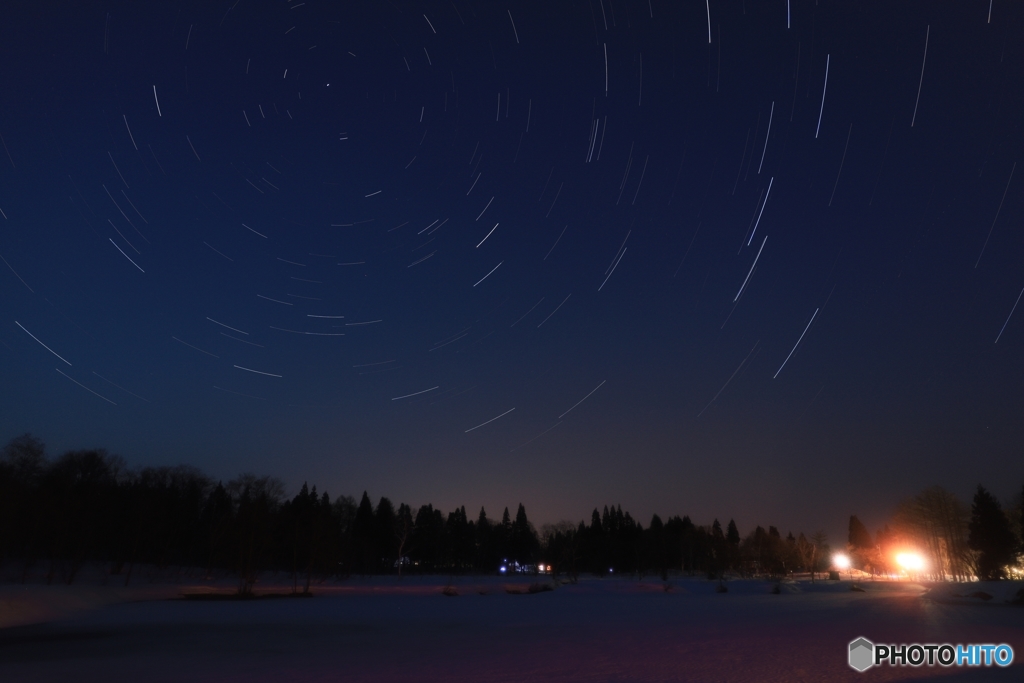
[833, 553, 851, 570]
[609, 568, 614, 573]
[537, 564, 545, 572]
[499, 566, 507, 573]
[896, 552, 926, 571]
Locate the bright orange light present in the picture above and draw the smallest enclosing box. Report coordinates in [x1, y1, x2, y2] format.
[833, 553, 851, 570]
[895, 552, 925, 571]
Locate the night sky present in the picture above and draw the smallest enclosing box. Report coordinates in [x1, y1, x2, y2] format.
[2, 1, 1022, 540]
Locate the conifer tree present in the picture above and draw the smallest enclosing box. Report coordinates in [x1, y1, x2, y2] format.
[726, 519, 740, 546]
[353, 491, 375, 573]
[476, 507, 493, 571]
[968, 485, 1016, 580]
[847, 515, 873, 549]
[511, 503, 534, 563]
[847, 515, 876, 571]
[374, 497, 397, 571]
[495, 507, 512, 563]
[647, 514, 665, 579]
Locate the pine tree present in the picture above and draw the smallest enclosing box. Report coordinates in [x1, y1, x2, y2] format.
[725, 519, 741, 572]
[374, 497, 397, 571]
[496, 507, 512, 563]
[648, 514, 665, 579]
[511, 503, 534, 563]
[847, 515, 876, 574]
[286, 482, 312, 592]
[309, 491, 337, 589]
[444, 506, 470, 569]
[476, 507, 492, 571]
[352, 492, 375, 574]
[412, 504, 444, 571]
[968, 485, 1016, 580]
[726, 519, 740, 546]
[680, 516, 696, 572]
[847, 515, 873, 549]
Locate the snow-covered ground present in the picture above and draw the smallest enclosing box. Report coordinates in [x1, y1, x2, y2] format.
[1, 576, 1022, 682]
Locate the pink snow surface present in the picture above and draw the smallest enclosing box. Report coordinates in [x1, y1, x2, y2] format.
[1, 577, 1022, 682]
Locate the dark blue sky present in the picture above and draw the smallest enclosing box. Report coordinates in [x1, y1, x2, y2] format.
[1, 0, 1022, 540]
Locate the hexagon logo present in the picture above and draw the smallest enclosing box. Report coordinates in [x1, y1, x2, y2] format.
[848, 637, 874, 672]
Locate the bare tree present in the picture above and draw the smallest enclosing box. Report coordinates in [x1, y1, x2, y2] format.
[893, 487, 973, 581]
[228, 474, 285, 595]
[796, 533, 815, 581]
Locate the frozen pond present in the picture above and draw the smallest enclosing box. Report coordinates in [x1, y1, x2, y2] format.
[2, 577, 1022, 682]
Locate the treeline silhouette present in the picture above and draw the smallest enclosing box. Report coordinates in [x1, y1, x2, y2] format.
[844, 484, 1024, 581]
[0, 434, 832, 592]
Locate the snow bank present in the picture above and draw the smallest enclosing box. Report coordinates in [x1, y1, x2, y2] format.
[923, 580, 1024, 605]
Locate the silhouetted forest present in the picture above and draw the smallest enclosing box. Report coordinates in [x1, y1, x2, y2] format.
[0, 434, 834, 591]
[845, 484, 1024, 582]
